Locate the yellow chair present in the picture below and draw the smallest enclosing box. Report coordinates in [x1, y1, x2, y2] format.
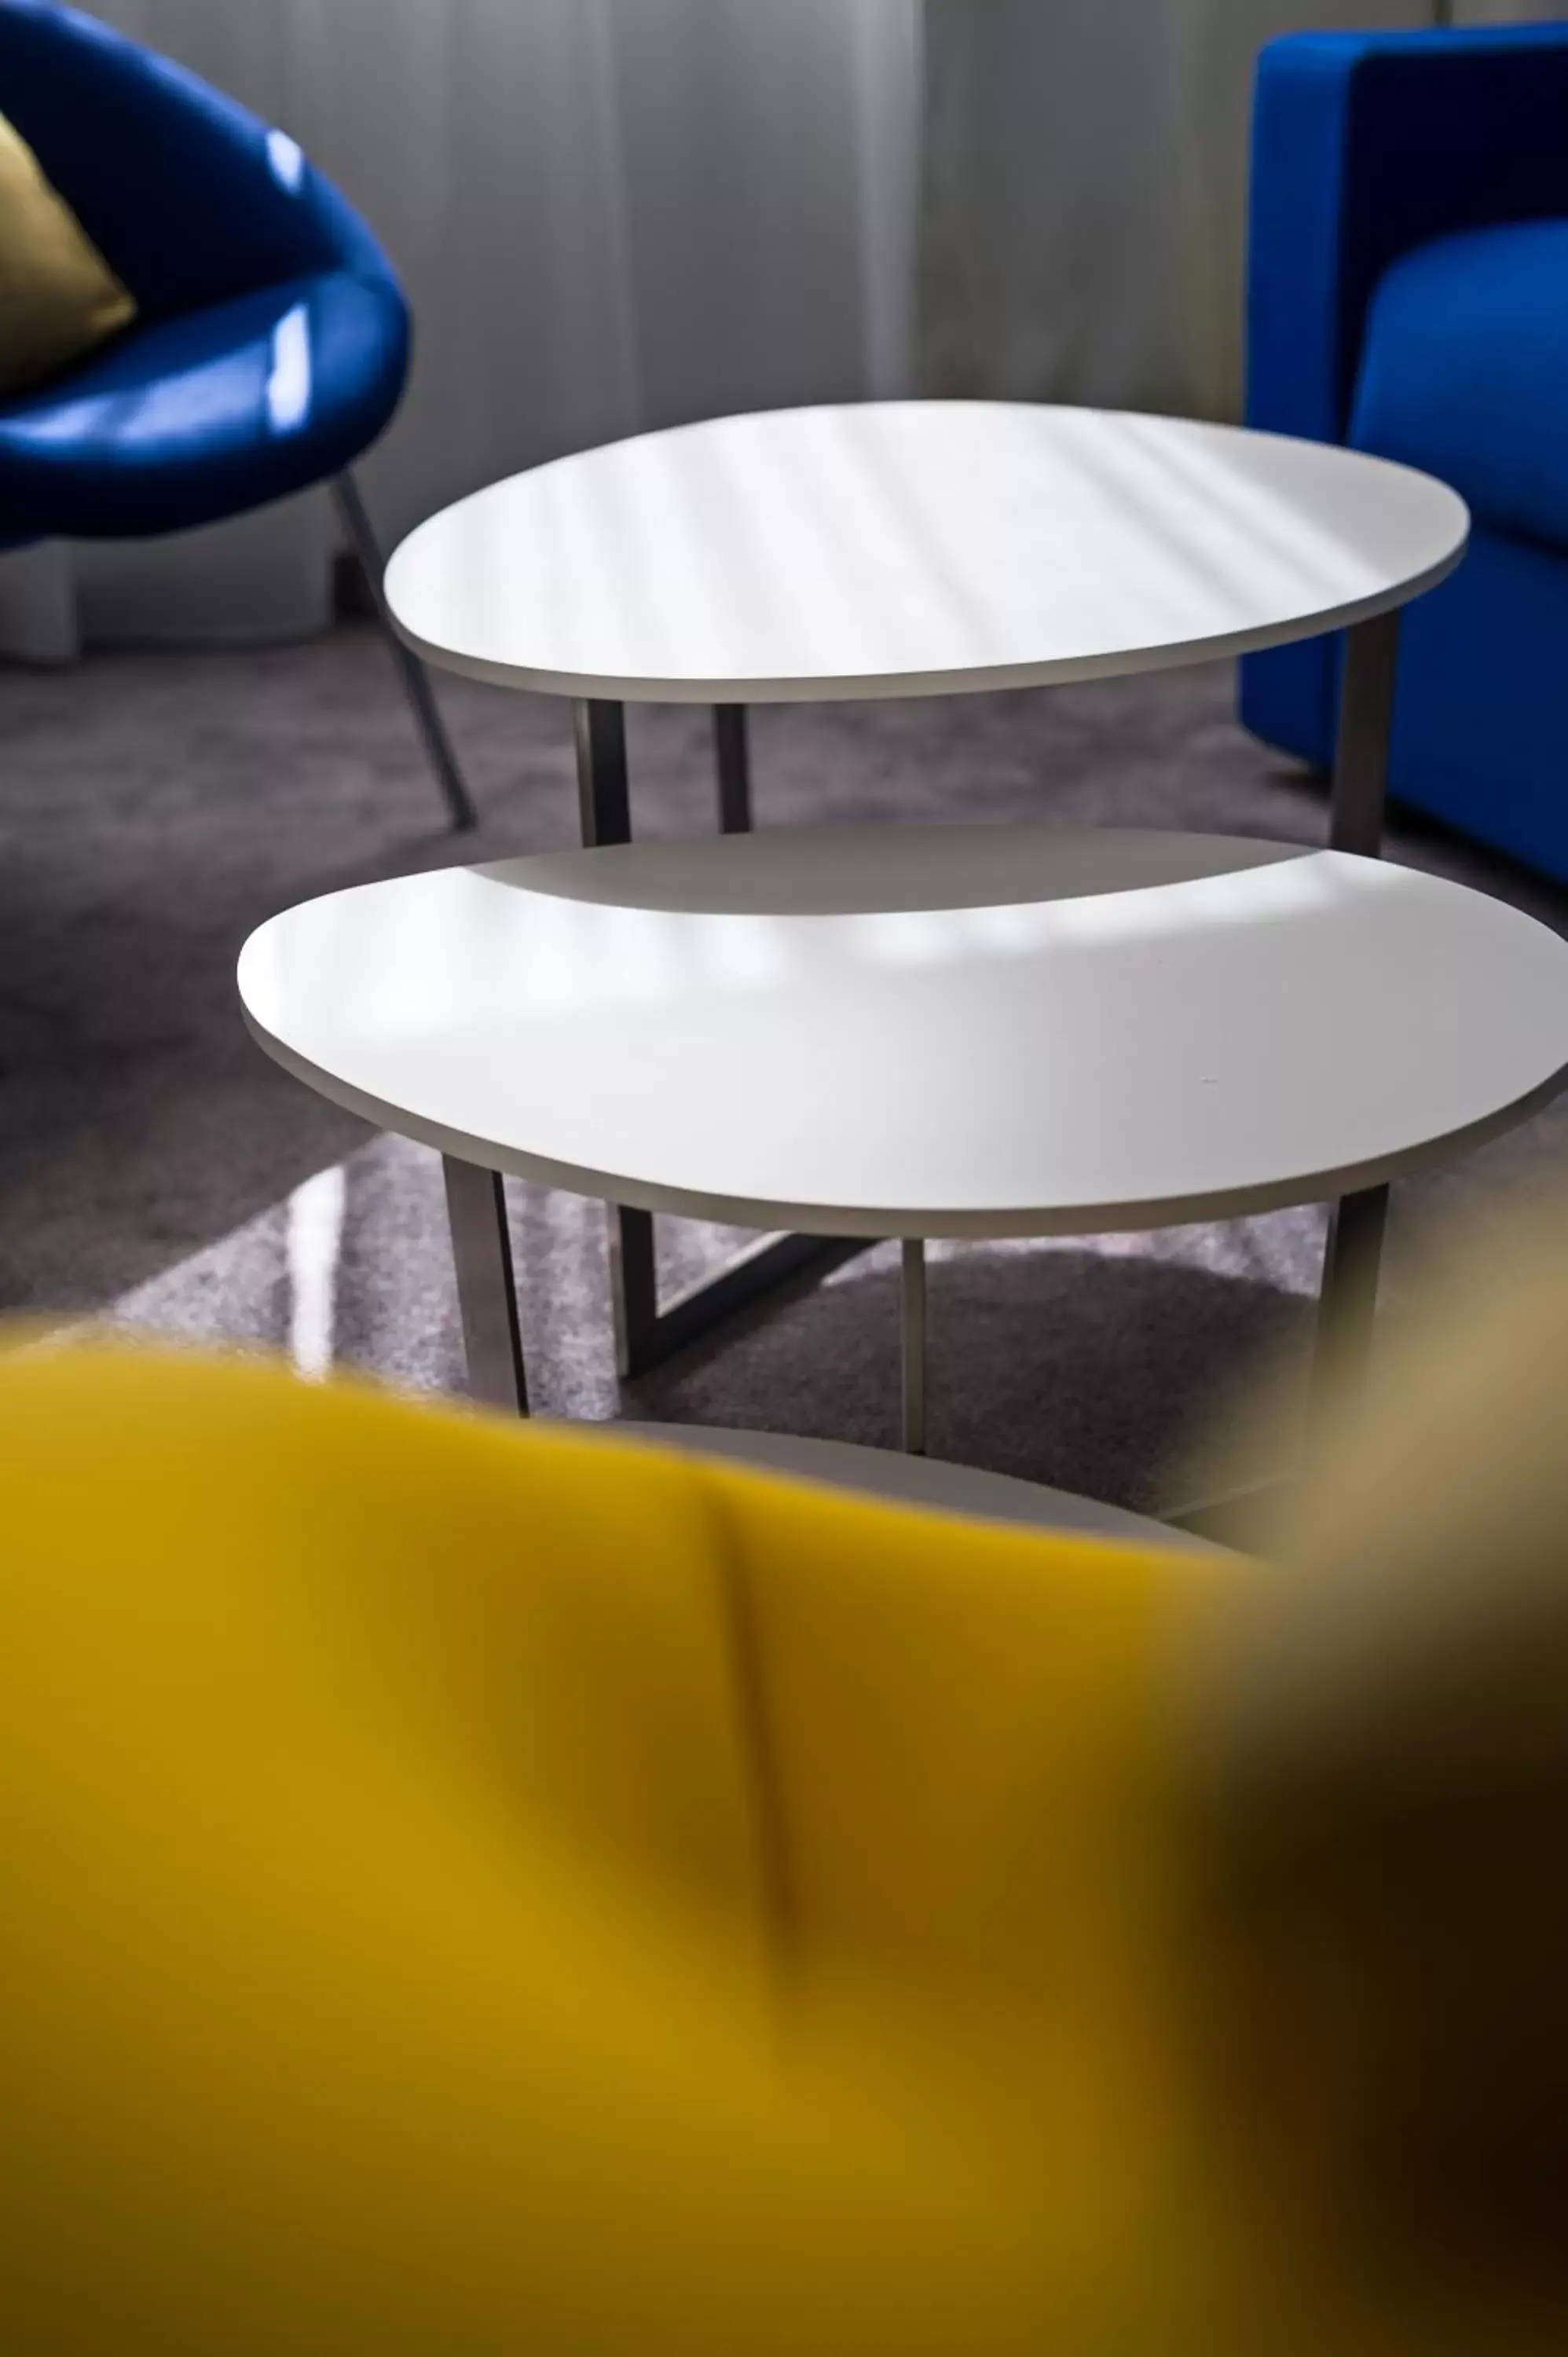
[12, 1208, 1568, 2354]
[2, 1340, 1264, 2355]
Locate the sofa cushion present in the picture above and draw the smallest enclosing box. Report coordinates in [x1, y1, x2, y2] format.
[1351, 218, 1568, 553]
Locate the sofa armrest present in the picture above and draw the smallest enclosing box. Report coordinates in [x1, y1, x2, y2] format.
[1247, 26, 1568, 447]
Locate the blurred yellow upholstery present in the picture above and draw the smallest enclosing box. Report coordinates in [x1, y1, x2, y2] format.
[1, 1343, 1245, 2355]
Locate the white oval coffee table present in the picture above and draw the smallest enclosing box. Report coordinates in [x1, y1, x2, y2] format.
[240, 824, 1568, 1460]
[387, 401, 1465, 708]
[386, 402, 1468, 1378]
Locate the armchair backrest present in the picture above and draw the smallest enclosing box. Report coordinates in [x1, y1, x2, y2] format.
[0, 1340, 1214, 2354]
[1249, 24, 1568, 445]
[0, 0, 395, 324]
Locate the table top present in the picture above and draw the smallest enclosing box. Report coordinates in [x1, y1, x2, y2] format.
[386, 402, 1468, 705]
[239, 826, 1568, 1241]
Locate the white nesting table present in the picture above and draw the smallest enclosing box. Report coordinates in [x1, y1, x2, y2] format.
[385, 404, 1469, 1374]
[240, 824, 1568, 1457]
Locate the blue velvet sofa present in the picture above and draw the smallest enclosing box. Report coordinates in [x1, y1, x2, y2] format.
[1241, 25, 1568, 882]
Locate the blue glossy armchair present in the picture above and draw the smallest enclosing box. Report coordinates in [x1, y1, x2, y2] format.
[1242, 25, 1568, 883]
[0, 0, 474, 828]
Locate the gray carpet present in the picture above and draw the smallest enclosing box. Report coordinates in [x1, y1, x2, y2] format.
[5, 619, 1566, 1509]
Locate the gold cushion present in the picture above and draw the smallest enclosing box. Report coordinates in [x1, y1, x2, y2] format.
[0, 110, 134, 398]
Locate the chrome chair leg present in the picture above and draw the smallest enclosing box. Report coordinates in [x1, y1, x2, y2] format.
[334, 471, 478, 833]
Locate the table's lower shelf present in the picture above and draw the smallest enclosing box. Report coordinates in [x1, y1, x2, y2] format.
[607, 1422, 1223, 1552]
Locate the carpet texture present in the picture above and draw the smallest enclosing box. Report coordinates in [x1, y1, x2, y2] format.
[4, 619, 1566, 1511]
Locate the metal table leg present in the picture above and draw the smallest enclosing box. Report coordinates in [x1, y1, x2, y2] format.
[1163, 1183, 1392, 1541]
[902, 1238, 928, 1457]
[572, 695, 862, 1379]
[573, 698, 632, 848]
[713, 704, 753, 834]
[1310, 1182, 1389, 1435]
[1307, 607, 1403, 1426]
[443, 1156, 529, 1416]
[1330, 609, 1401, 857]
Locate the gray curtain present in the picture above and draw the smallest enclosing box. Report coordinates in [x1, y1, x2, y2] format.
[0, 0, 921, 654]
[920, 0, 1434, 420]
